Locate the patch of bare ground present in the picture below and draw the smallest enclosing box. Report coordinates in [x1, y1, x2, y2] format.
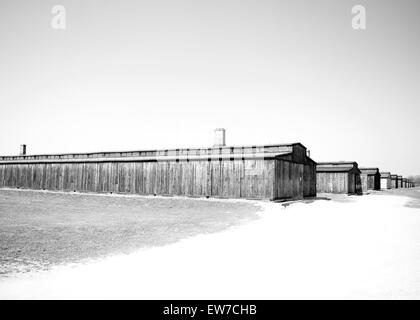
[0, 189, 261, 276]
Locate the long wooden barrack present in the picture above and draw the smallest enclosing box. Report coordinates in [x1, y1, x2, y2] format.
[0, 143, 317, 200]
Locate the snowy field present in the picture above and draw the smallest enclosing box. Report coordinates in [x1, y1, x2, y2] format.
[1, 188, 420, 299]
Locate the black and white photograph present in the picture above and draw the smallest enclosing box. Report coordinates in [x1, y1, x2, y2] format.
[1, 0, 420, 303]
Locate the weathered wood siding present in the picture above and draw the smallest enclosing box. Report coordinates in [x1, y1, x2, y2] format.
[303, 161, 317, 197]
[398, 177, 403, 188]
[374, 173, 381, 190]
[380, 177, 391, 189]
[0, 159, 277, 200]
[316, 171, 362, 195]
[348, 173, 355, 194]
[291, 144, 308, 163]
[273, 159, 316, 199]
[361, 173, 381, 193]
[391, 176, 398, 189]
[0, 143, 317, 200]
[0, 158, 319, 200]
[352, 172, 362, 195]
[316, 172, 348, 194]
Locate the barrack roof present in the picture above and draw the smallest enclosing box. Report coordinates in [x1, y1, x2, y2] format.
[380, 172, 391, 177]
[0, 142, 311, 164]
[359, 168, 380, 174]
[316, 161, 360, 173]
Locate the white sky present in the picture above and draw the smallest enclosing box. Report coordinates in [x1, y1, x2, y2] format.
[0, 0, 419, 176]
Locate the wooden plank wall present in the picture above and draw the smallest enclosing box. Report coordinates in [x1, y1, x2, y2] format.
[360, 173, 373, 193]
[398, 178, 403, 188]
[316, 172, 348, 194]
[361, 173, 368, 193]
[373, 173, 381, 190]
[391, 178, 398, 189]
[367, 175, 375, 190]
[348, 173, 356, 194]
[0, 159, 276, 199]
[291, 144, 307, 163]
[380, 178, 391, 189]
[361, 174, 379, 192]
[353, 173, 362, 195]
[303, 162, 317, 197]
[274, 160, 316, 199]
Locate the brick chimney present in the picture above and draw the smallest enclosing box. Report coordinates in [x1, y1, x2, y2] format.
[214, 128, 226, 147]
[20, 144, 26, 156]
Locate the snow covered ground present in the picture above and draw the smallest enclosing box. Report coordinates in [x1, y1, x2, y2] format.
[1, 189, 420, 299]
